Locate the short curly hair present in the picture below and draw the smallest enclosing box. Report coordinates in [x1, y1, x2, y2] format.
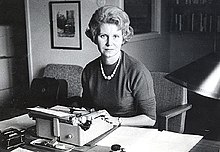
[85, 5, 134, 45]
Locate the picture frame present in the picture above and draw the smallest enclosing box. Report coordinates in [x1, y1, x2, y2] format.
[49, 1, 82, 50]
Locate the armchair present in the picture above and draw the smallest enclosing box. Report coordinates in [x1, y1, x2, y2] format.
[151, 72, 192, 133]
[43, 64, 83, 106]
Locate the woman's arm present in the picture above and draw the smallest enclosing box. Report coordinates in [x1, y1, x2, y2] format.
[102, 110, 155, 127]
[119, 114, 155, 127]
[126, 62, 156, 127]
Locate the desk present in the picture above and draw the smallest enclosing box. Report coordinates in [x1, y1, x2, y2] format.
[22, 130, 220, 152]
[190, 129, 220, 152]
[88, 140, 220, 152]
[89, 140, 220, 152]
[1, 138, 220, 152]
[190, 138, 220, 152]
[0, 113, 219, 152]
[22, 138, 220, 152]
[70, 137, 220, 152]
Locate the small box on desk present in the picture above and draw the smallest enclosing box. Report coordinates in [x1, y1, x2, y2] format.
[0, 128, 25, 149]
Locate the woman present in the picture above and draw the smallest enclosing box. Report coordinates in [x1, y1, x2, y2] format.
[82, 5, 156, 127]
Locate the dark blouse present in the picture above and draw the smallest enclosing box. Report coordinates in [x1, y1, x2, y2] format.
[82, 51, 156, 120]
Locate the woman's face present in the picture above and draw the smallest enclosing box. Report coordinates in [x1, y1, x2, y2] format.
[97, 23, 123, 59]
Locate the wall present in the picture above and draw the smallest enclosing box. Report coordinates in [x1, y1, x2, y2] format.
[25, 0, 170, 82]
[0, 0, 29, 107]
[123, 34, 170, 71]
[169, 33, 216, 71]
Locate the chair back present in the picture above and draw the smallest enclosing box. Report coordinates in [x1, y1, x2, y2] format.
[43, 64, 83, 98]
[151, 72, 187, 133]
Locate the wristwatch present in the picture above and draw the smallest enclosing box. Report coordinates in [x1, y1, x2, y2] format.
[118, 117, 122, 126]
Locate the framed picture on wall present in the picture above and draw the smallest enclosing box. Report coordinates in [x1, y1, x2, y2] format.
[49, 1, 82, 50]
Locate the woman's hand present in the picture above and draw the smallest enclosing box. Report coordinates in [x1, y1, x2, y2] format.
[99, 110, 121, 126]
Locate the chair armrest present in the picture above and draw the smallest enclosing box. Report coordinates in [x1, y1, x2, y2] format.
[158, 104, 192, 131]
[159, 104, 192, 119]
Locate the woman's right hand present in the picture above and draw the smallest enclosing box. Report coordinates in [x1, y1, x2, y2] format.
[99, 110, 121, 126]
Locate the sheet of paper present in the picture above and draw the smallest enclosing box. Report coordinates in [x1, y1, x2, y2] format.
[96, 126, 203, 152]
[11, 147, 34, 152]
[27, 107, 73, 118]
[0, 114, 35, 130]
[144, 130, 203, 152]
[96, 126, 161, 151]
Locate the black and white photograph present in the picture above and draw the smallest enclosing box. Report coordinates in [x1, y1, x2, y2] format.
[0, 0, 220, 151]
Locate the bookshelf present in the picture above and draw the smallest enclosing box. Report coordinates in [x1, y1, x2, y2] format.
[170, 0, 220, 33]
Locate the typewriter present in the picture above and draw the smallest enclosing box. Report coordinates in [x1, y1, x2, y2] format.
[28, 105, 115, 147]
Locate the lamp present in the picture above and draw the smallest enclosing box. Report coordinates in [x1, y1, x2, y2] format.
[165, 52, 220, 100]
[165, 51, 220, 140]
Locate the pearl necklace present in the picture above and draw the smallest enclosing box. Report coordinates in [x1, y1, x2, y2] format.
[100, 56, 121, 80]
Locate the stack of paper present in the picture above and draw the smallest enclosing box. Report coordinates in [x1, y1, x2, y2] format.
[27, 107, 73, 118]
[0, 114, 35, 130]
[96, 126, 203, 152]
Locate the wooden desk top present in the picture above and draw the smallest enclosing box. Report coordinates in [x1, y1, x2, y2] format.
[1, 110, 220, 152]
[2, 140, 218, 152]
[1, 130, 220, 152]
[190, 138, 220, 152]
[81, 138, 220, 152]
[190, 130, 220, 152]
